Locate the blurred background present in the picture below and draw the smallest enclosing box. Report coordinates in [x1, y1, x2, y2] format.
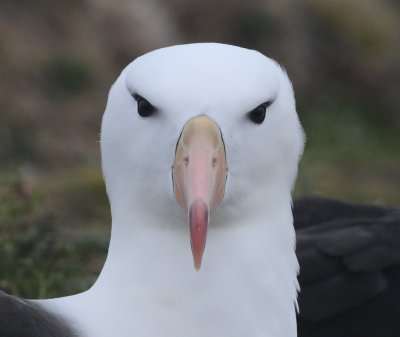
[1, 0, 399, 298]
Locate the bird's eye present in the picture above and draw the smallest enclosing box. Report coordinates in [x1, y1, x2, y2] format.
[248, 101, 272, 124]
[133, 94, 156, 117]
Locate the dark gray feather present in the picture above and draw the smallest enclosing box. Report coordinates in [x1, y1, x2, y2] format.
[0, 290, 77, 337]
[294, 196, 400, 337]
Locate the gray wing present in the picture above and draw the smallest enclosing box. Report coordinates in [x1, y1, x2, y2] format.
[294, 196, 400, 337]
[293, 196, 394, 230]
[0, 290, 77, 337]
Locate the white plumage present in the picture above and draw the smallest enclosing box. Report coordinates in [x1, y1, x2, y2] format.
[38, 43, 304, 337]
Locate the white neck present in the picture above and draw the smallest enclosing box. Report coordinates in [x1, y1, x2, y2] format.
[42, 187, 298, 337]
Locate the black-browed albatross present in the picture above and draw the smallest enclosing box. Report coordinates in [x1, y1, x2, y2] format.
[1, 43, 305, 337]
[2, 43, 399, 337]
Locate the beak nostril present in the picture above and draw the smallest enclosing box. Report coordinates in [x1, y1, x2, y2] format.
[212, 158, 217, 168]
[184, 157, 189, 166]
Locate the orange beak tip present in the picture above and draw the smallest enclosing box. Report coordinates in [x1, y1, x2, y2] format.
[189, 199, 208, 271]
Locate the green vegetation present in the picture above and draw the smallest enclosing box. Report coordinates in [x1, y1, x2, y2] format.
[296, 99, 400, 204]
[45, 57, 92, 95]
[0, 174, 108, 298]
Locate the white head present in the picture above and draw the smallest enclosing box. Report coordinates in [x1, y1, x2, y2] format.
[100, 43, 304, 270]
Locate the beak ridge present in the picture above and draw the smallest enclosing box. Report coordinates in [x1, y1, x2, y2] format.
[173, 115, 227, 269]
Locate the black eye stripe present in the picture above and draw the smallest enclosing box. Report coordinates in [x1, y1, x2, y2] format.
[248, 101, 273, 124]
[133, 94, 156, 118]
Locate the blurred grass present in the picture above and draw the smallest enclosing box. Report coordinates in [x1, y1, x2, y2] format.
[295, 99, 400, 204]
[45, 56, 92, 95]
[0, 171, 109, 298]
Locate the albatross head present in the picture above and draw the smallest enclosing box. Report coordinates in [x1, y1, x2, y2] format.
[100, 43, 304, 271]
[41, 43, 304, 337]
